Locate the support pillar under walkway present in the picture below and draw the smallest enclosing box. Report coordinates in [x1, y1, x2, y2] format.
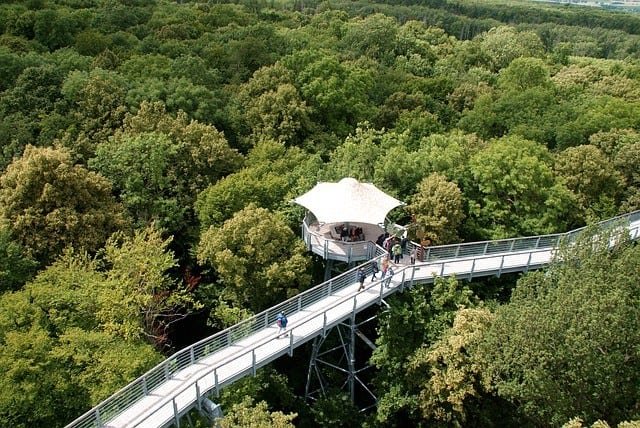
[304, 310, 379, 411]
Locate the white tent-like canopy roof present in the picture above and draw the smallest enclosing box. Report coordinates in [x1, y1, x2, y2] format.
[293, 177, 404, 225]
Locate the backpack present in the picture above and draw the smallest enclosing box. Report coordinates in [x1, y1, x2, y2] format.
[371, 260, 379, 272]
[280, 315, 288, 328]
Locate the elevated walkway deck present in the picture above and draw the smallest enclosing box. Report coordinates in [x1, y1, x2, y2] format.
[66, 211, 640, 428]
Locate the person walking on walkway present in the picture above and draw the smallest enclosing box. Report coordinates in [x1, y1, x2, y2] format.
[385, 266, 394, 288]
[381, 256, 389, 279]
[370, 259, 379, 281]
[276, 312, 288, 338]
[357, 267, 366, 291]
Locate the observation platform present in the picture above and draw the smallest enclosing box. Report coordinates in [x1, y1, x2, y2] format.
[300, 214, 384, 263]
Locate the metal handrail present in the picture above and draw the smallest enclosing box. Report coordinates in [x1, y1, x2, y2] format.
[407, 209, 640, 262]
[65, 210, 640, 428]
[301, 215, 378, 263]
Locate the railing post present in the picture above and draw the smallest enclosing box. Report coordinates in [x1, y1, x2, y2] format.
[142, 375, 148, 395]
[252, 350, 256, 376]
[454, 245, 460, 257]
[535, 236, 541, 249]
[498, 255, 505, 277]
[298, 295, 302, 311]
[214, 370, 219, 397]
[164, 361, 170, 381]
[173, 397, 180, 427]
[439, 262, 445, 276]
[190, 347, 195, 365]
[425, 247, 431, 261]
[265, 311, 269, 329]
[328, 280, 332, 296]
[95, 408, 102, 427]
[196, 382, 202, 411]
[289, 331, 294, 356]
[509, 239, 515, 251]
[323, 312, 327, 336]
[469, 259, 476, 280]
[483, 242, 488, 255]
[525, 252, 532, 272]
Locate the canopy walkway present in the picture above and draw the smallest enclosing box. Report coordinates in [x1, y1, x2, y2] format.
[66, 211, 640, 428]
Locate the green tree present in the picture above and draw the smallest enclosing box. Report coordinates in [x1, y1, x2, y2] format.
[60, 68, 129, 160]
[53, 327, 162, 404]
[0, 145, 128, 264]
[372, 277, 478, 426]
[556, 96, 640, 149]
[197, 204, 311, 313]
[340, 13, 399, 65]
[285, 49, 375, 138]
[464, 136, 575, 239]
[218, 397, 297, 428]
[33, 8, 79, 51]
[195, 140, 321, 229]
[408, 173, 465, 244]
[322, 125, 386, 183]
[218, 367, 299, 420]
[0, 246, 164, 426]
[0, 221, 36, 292]
[478, 229, 640, 426]
[554, 145, 623, 222]
[92, 132, 186, 231]
[589, 129, 640, 213]
[407, 308, 496, 426]
[99, 226, 201, 344]
[497, 57, 551, 92]
[0, 326, 88, 428]
[477, 27, 545, 72]
[235, 63, 312, 146]
[0, 63, 64, 128]
[90, 101, 242, 234]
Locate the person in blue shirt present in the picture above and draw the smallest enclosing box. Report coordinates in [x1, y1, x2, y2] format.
[276, 312, 288, 338]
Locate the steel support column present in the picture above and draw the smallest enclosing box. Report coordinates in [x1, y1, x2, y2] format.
[304, 314, 377, 410]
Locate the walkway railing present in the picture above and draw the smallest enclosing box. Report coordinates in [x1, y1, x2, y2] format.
[301, 214, 377, 263]
[66, 209, 640, 428]
[406, 209, 640, 262]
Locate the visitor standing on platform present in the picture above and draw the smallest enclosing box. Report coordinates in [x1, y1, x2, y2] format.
[357, 267, 366, 291]
[392, 241, 402, 263]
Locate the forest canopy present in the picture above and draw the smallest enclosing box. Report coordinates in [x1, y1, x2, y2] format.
[0, 0, 639, 426]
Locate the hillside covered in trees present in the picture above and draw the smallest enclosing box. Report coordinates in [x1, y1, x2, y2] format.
[0, 0, 639, 426]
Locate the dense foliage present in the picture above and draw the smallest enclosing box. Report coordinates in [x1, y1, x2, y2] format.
[0, 0, 639, 426]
